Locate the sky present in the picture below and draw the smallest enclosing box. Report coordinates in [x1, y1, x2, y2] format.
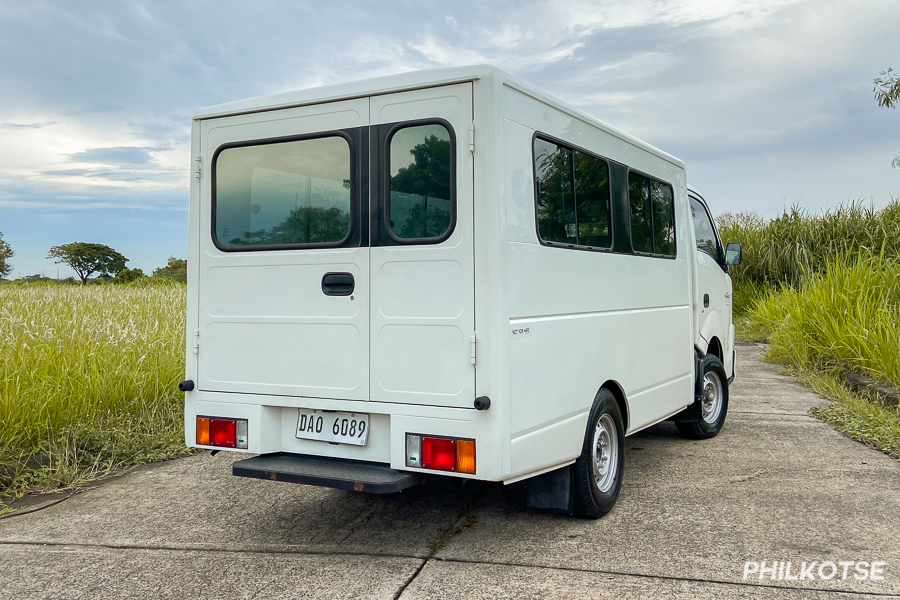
[0, 0, 897, 278]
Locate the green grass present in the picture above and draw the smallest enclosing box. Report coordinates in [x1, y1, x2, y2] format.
[0, 281, 191, 501]
[720, 198, 900, 460]
[718, 198, 900, 288]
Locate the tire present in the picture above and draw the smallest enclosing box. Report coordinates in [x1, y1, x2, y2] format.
[676, 354, 729, 440]
[573, 389, 625, 519]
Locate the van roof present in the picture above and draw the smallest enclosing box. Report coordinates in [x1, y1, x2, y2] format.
[193, 64, 684, 170]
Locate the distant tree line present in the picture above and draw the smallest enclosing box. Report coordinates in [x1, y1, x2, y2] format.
[0, 235, 186, 284]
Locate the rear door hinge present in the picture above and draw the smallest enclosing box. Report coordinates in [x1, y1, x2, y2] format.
[193, 155, 202, 179]
[467, 123, 475, 155]
[470, 333, 476, 365]
[192, 329, 200, 354]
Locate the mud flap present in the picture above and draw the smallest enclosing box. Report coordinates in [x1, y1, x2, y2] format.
[671, 349, 707, 423]
[526, 465, 575, 515]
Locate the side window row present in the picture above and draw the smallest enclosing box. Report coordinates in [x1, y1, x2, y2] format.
[213, 123, 454, 251]
[534, 138, 612, 249]
[533, 136, 676, 258]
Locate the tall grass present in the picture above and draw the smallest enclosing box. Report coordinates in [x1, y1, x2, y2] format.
[719, 198, 900, 458]
[751, 253, 900, 388]
[718, 199, 900, 287]
[0, 282, 189, 497]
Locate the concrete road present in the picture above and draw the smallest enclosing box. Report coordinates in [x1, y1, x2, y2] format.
[2, 342, 898, 599]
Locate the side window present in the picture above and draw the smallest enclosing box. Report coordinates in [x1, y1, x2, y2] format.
[387, 123, 454, 241]
[534, 138, 574, 244]
[214, 135, 352, 249]
[534, 137, 611, 249]
[690, 197, 719, 261]
[628, 174, 653, 253]
[628, 172, 676, 257]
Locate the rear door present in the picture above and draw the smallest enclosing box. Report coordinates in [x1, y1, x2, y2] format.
[197, 99, 370, 400]
[369, 83, 476, 408]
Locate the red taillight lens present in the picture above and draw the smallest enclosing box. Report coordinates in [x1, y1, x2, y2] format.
[210, 418, 236, 448]
[422, 437, 456, 472]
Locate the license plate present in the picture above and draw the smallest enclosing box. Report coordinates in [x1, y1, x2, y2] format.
[296, 410, 370, 446]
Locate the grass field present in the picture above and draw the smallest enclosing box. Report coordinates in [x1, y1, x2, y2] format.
[719, 198, 900, 459]
[0, 281, 190, 504]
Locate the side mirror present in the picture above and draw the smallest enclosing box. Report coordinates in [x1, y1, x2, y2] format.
[725, 243, 742, 266]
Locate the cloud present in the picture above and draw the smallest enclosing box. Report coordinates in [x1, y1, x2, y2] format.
[0, 121, 56, 129]
[69, 146, 158, 166]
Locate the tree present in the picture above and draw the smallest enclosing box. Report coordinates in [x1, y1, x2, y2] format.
[19, 274, 51, 283]
[47, 242, 128, 285]
[114, 267, 145, 283]
[152, 257, 188, 283]
[874, 68, 900, 168]
[0, 232, 13, 279]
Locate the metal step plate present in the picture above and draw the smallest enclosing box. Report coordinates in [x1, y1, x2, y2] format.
[232, 452, 421, 494]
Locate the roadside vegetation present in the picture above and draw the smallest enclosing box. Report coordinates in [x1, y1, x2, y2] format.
[0, 280, 190, 507]
[719, 199, 900, 459]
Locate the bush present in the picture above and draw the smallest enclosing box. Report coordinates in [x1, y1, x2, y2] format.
[152, 257, 187, 284]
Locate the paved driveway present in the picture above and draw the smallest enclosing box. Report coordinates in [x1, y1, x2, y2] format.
[2, 342, 898, 599]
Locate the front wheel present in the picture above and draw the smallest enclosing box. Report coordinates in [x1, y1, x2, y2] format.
[573, 389, 625, 518]
[676, 354, 729, 440]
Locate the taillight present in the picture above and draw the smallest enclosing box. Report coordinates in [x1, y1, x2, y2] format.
[196, 417, 210, 445]
[456, 439, 476, 475]
[406, 434, 475, 474]
[210, 419, 235, 447]
[423, 437, 456, 471]
[196, 416, 248, 449]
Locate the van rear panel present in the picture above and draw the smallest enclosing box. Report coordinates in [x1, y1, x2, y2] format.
[186, 80, 492, 479]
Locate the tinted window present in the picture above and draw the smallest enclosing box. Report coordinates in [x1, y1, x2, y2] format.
[628, 172, 676, 257]
[629, 174, 653, 253]
[535, 139, 575, 244]
[690, 197, 719, 260]
[652, 182, 676, 256]
[388, 124, 453, 240]
[574, 151, 611, 248]
[534, 138, 611, 248]
[214, 136, 352, 248]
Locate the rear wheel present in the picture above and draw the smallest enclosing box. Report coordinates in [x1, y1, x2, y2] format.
[573, 389, 625, 518]
[676, 354, 729, 440]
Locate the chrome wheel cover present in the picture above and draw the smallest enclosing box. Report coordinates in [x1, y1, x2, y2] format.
[591, 413, 619, 493]
[700, 369, 724, 424]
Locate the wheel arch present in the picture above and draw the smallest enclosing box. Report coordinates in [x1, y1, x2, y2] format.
[706, 336, 724, 362]
[599, 379, 629, 434]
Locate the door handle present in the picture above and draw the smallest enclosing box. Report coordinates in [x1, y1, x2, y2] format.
[322, 272, 355, 296]
[703, 293, 710, 308]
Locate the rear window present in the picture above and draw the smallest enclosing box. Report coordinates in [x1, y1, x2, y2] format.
[628, 172, 675, 257]
[387, 123, 454, 241]
[213, 135, 352, 249]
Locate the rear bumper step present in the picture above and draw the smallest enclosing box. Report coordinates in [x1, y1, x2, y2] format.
[232, 452, 421, 494]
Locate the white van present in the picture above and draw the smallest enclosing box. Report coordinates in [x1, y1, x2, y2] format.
[181, 65, 742, 517]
